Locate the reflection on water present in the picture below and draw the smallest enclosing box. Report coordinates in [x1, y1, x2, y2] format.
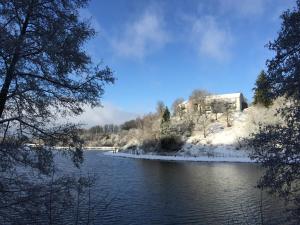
[56, 151, 288, 225]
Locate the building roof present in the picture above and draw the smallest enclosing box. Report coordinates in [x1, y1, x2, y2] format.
[208, 93, 242, 99]
[179, 93, 243, 105]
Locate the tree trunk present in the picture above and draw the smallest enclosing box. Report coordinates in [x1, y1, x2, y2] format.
[0, 72, 14, 118]
[260, 189, 264, 225]
[0, 3, 32, 118]
[226, 112, 229, 127]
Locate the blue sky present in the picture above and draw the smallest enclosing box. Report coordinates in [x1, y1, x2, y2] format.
[77, 0, 295, 126]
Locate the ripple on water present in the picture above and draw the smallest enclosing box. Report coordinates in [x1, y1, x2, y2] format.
[46, 151, 291, 225]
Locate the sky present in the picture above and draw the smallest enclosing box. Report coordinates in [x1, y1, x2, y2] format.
[76, 0, 296, 127]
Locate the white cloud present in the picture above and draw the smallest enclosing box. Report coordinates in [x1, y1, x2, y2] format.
[191, 16, 233, 62]
[218, 0, 266, 17]
[111, 9, 169, 59]
[66, 103, 138, 128]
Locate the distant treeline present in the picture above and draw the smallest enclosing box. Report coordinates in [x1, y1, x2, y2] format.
[82, 124, 120, 135]
[81, 120, 144, 135]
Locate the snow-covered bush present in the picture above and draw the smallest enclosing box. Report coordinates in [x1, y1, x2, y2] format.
[170, 118, 193, 137]
[244, 97, 285, 135]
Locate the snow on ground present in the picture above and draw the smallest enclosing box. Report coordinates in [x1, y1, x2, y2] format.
[188, 111, 249, 146]
[104, 111, 254, 163]
[104, 151, 254, 163]
[177, 111, 252, 160]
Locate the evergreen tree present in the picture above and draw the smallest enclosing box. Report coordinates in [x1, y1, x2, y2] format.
[160, 107, 170, 136]
[159, 106, 183, 152]
[248, 2, 300, 221]
[253, 70, 272, 107]
[162, 107, 170, 123]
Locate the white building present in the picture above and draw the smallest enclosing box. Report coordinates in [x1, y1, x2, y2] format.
[206, 93, 246, 111]
[178, 92, 247, 114]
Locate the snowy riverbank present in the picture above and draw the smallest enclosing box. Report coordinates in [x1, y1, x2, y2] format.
[97, 111, 258, 163]
[103, 151, 254, 163]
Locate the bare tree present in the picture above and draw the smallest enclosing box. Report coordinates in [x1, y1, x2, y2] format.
[0, 0, 114, 222]
[222, 101, 233, 127]
[0, 0, 114, 160]
[210, 100, 223, 121]
[189, 89, 210, 115]
[135, 117, 144, 130]
[171, 98, 184, 117]
[188, 89, 211, 136]
[198, 113, 210, 138]
[156, 101, 165, 116]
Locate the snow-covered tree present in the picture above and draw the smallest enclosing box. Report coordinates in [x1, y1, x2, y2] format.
[210, 100, 223, 120]
[197, 114, 210, 138]
[171, 98, 184, 117]
[222, 101, 233, 127]
[189, 89, 210, 115]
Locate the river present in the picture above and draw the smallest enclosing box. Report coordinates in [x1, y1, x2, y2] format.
[55, 150, 289, 225]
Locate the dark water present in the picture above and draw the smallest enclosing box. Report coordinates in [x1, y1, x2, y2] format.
[56, 151, 289, 225]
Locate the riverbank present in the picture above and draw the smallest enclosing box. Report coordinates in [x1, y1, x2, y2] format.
[104, 151, 254, 163]
[91, 110, 258, 163]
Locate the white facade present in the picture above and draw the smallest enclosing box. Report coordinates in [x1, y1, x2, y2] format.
[178, 92, 246, 113]
[206, 93, 245, 111]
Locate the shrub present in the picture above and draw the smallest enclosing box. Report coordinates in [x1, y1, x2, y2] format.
[159, 135, 184, 152]
[242, 101, 248, 110]
[141, 138, 160, 152]
[170, 119, 193, 137]
[121, 120, 139, 130]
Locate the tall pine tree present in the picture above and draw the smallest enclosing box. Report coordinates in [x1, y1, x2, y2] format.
[253, 70, 272, 107]
[160, 106, 171, 136]
[248, 1, 300, 222]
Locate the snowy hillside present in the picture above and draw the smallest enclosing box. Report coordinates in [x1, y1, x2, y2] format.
[92, 101, 284, 163]
[107, 110, 256, 162]
[177, 111, 251, 160]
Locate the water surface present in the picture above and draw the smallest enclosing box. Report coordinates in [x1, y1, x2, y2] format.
[56, 151, 288, 225]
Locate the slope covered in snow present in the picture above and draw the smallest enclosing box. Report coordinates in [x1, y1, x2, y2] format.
[108, 110, 255, 162]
